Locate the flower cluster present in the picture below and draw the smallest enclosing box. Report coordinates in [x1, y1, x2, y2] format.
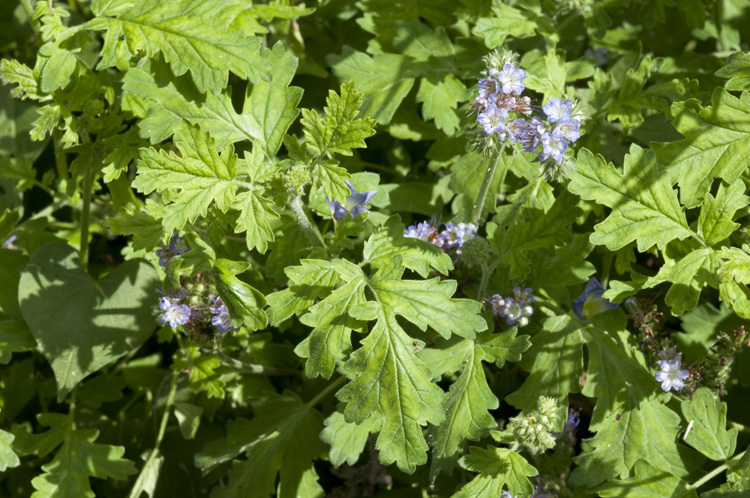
[155, 290, 237, 337]
[655, 347, 690, 392]
[489, 286, 535, 327]
[403, 221, 477, 255]
[155, 234, 190, 267]
[505, 396, 560, 454]
[473, 52, 582, 168]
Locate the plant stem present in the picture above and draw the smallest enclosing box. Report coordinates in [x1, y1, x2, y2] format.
[472, 149, 505, 226]
[306, 376, 346, 409]
[128, 372, 178, 498]
[689, 449, 746, 490]
[289, 194, 327, 253]
[79, 165, 95, 270]
[20, 0, 41, 40]
[215, 350, 301, 377]
[53, 130, 69, 180]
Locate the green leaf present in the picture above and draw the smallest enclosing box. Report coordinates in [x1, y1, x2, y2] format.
[214, 259, 268, 332]
[108, 204, 164, 251]
[87, 0, 263, 94]
[422, 329, 531, 480]
[569, 146, 693, 251]
[18, 243, 158, 400]
[327, 46, 417, 125]
[0, 249, 35, 364]
[416, 73, 468, 135]
[719, 245, 750, 286]
[649, 247, 719, 316]
[364, 215, 452, 277]
[570, 312, 702, 488]
[472, 3, 538, 48]
[505, 315, 584, 412]
[301, 80, 376, 158]
[715, 52, 750, 92]
[174, 402, 204, 440]
[0, 420, 20, 471]
[681, 387, 737, 461]
[134, 124, 278, 251]
[266, 259, 341, 325]
[194, 391, 324, 498]
[522, 49, 567, 101]
[454, 447, 538, 497]
[698, 179, 750, 246]
[0, 59, 49, 101]
[654, 89, 750, 208]
[595, 461, 698, 497]
[320, 410, 379, 467]
[29, 413, 136, 498]
[37, 43, 77, 93]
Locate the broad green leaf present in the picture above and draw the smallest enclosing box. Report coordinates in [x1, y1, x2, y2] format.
[650, 247, 719, 316]
[108, 204, 164, 252]
[595, 461, 698, 497]
[698, 179, 750, 246]
[0, 59, 49, 101]
[0, 249, 35, 364]
[654, 89, 750, 208]
[364, 215, 452, 277]
[472, 2, 538, 48]
[715, 52, 750, 91]
[570, 312, 701, 488]
[37, 43, 77, 93]
[422, 329, 530, 480]
[320, 410, 379, 467]
[174, 402, 203, 440]
[214, 259, 268, 332]
[266, 259, 341, 325]
[295, 277, 367, 379]
[134, 124, 278, 251]
[194, 391, 324, 498]
[29, 413, 136, 498]
[0, 419, 19, 471]
[18, 243, 158, 400]
[174, 344, 224, 399]
[327, 47, 417, 124]
[87, 0, 263, 94]
[719, 245, 750, 285]
[301, 80, 376, 158]
[505, 315, 584, 412]
[569, 146, 692, 251]
[454, 446, 537, 497]
[126, 449, 163, 498]
[522, 49, 567, 101]
[416, 73, 468, 135]
[681, 388, 737, 461]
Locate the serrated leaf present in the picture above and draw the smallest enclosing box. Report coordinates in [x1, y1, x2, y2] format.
[416, 73, 468, 135]
[0, 424, 19, 471]
[214, 259, 268, 332]
[715, 52, 750, 92]
[320, 410, 378, 467]
[681, 388, 737, 461]
[87, 0, 263, 94]
[650, 247, 719, 316]
[194, 391, 324, 498]
[718, 245, 750, 285]
[109, 206, 164, 251]
[698, 179, 750, 246]
[0, 59, 49, 101]
[654, 89, 750, 208]
[266, 259, 341, 325]
[29, 413, 136, 498]
[472, 3, 538, 48]
[232, 189, 279, 253]
[364, 215, 452, 277]
[570, 146, 693, 251]
[595, 461, 698, 498]
[327, 47, 417, 124]
[301, 80, 375, 158]
[454, 447, 537, 497]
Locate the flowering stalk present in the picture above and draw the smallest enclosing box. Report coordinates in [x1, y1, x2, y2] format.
[289, 194, 327, 253]
[471, 146, 506, 226]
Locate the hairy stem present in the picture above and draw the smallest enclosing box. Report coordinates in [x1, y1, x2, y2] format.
[306, 376, 346, 409]
[472, 149, 506, 226]
[689, 449, 746, 490]
[289, 194, 327, 253]
[79, 165, 95, 270]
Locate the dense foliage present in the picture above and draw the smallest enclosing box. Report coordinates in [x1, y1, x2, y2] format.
[2, 0, 750, 496]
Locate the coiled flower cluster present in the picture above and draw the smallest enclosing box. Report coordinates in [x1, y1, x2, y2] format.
[472, 51, 583, 177]
[505, 396, 560, 454]
[155, 289, 237, 343]
[404, 221, 477, 255]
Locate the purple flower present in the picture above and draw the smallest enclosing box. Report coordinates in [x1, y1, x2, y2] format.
[491, 287, 534, 327]
[556, 118, 581, 143]
[498, 62, 526, 95]
[477, 104, 509, 137]
[156, 291, 192, 328]
[542, 97, 573, 123]
[2, 235, 17, 250]
[540, 130, 568, 163]
[155, 234, 189, 267]
[477, 70, 500, 103]
[437, 222, 477, 250]
[404, 221, 436, 241]
[327, 181, 376, 221]
[572, 278, 619, 320]
[655, 350, 689, 392]
[211, 297, 237, 334]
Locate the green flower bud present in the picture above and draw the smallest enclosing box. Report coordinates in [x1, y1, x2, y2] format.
[284, 163, 311, 197]
[460, 237, 491, 268]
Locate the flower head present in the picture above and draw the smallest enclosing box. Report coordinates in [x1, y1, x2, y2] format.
[498, 62, 526, 95]
[655, 352, 689, 392]
[156, 291, 192, 328]
[542, 97, 573, 123]
[477, 104, 509, 137]
[404, 221, 437, 241]
[572, 278, 619, 320]
[327, 181, 376, 221]
[492, 287, 534, 327]
[540, 130, 569, 164]
[2, 235, 17, 250]
[155, 234, 189, 267]
[211, 297, 237, 334]
[437, 222, 477, 251]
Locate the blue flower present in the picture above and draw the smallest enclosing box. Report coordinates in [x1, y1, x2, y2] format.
[542, 97, 573, 123]
[404, 221, 436, 241]
[555, 118, 581, 143]
[655, 349, 689, 391]
[327, 181, 376, 220]
[477, 104, 509, 136]
[155, 234, 189, 267]
[2, 235, 17, 250]
[572, 278, 619, 320]
[437, 222, 477, 250]
[157, 292, 192, 328]
[490, 287, 534, 327]
[211, 297, 237, 334]
[477, 69, 500, 103]
[540, 130, 568, 164]
[498, 62, 526, 95]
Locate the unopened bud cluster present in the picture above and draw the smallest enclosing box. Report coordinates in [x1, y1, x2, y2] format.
[505, 396, 560, 454]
